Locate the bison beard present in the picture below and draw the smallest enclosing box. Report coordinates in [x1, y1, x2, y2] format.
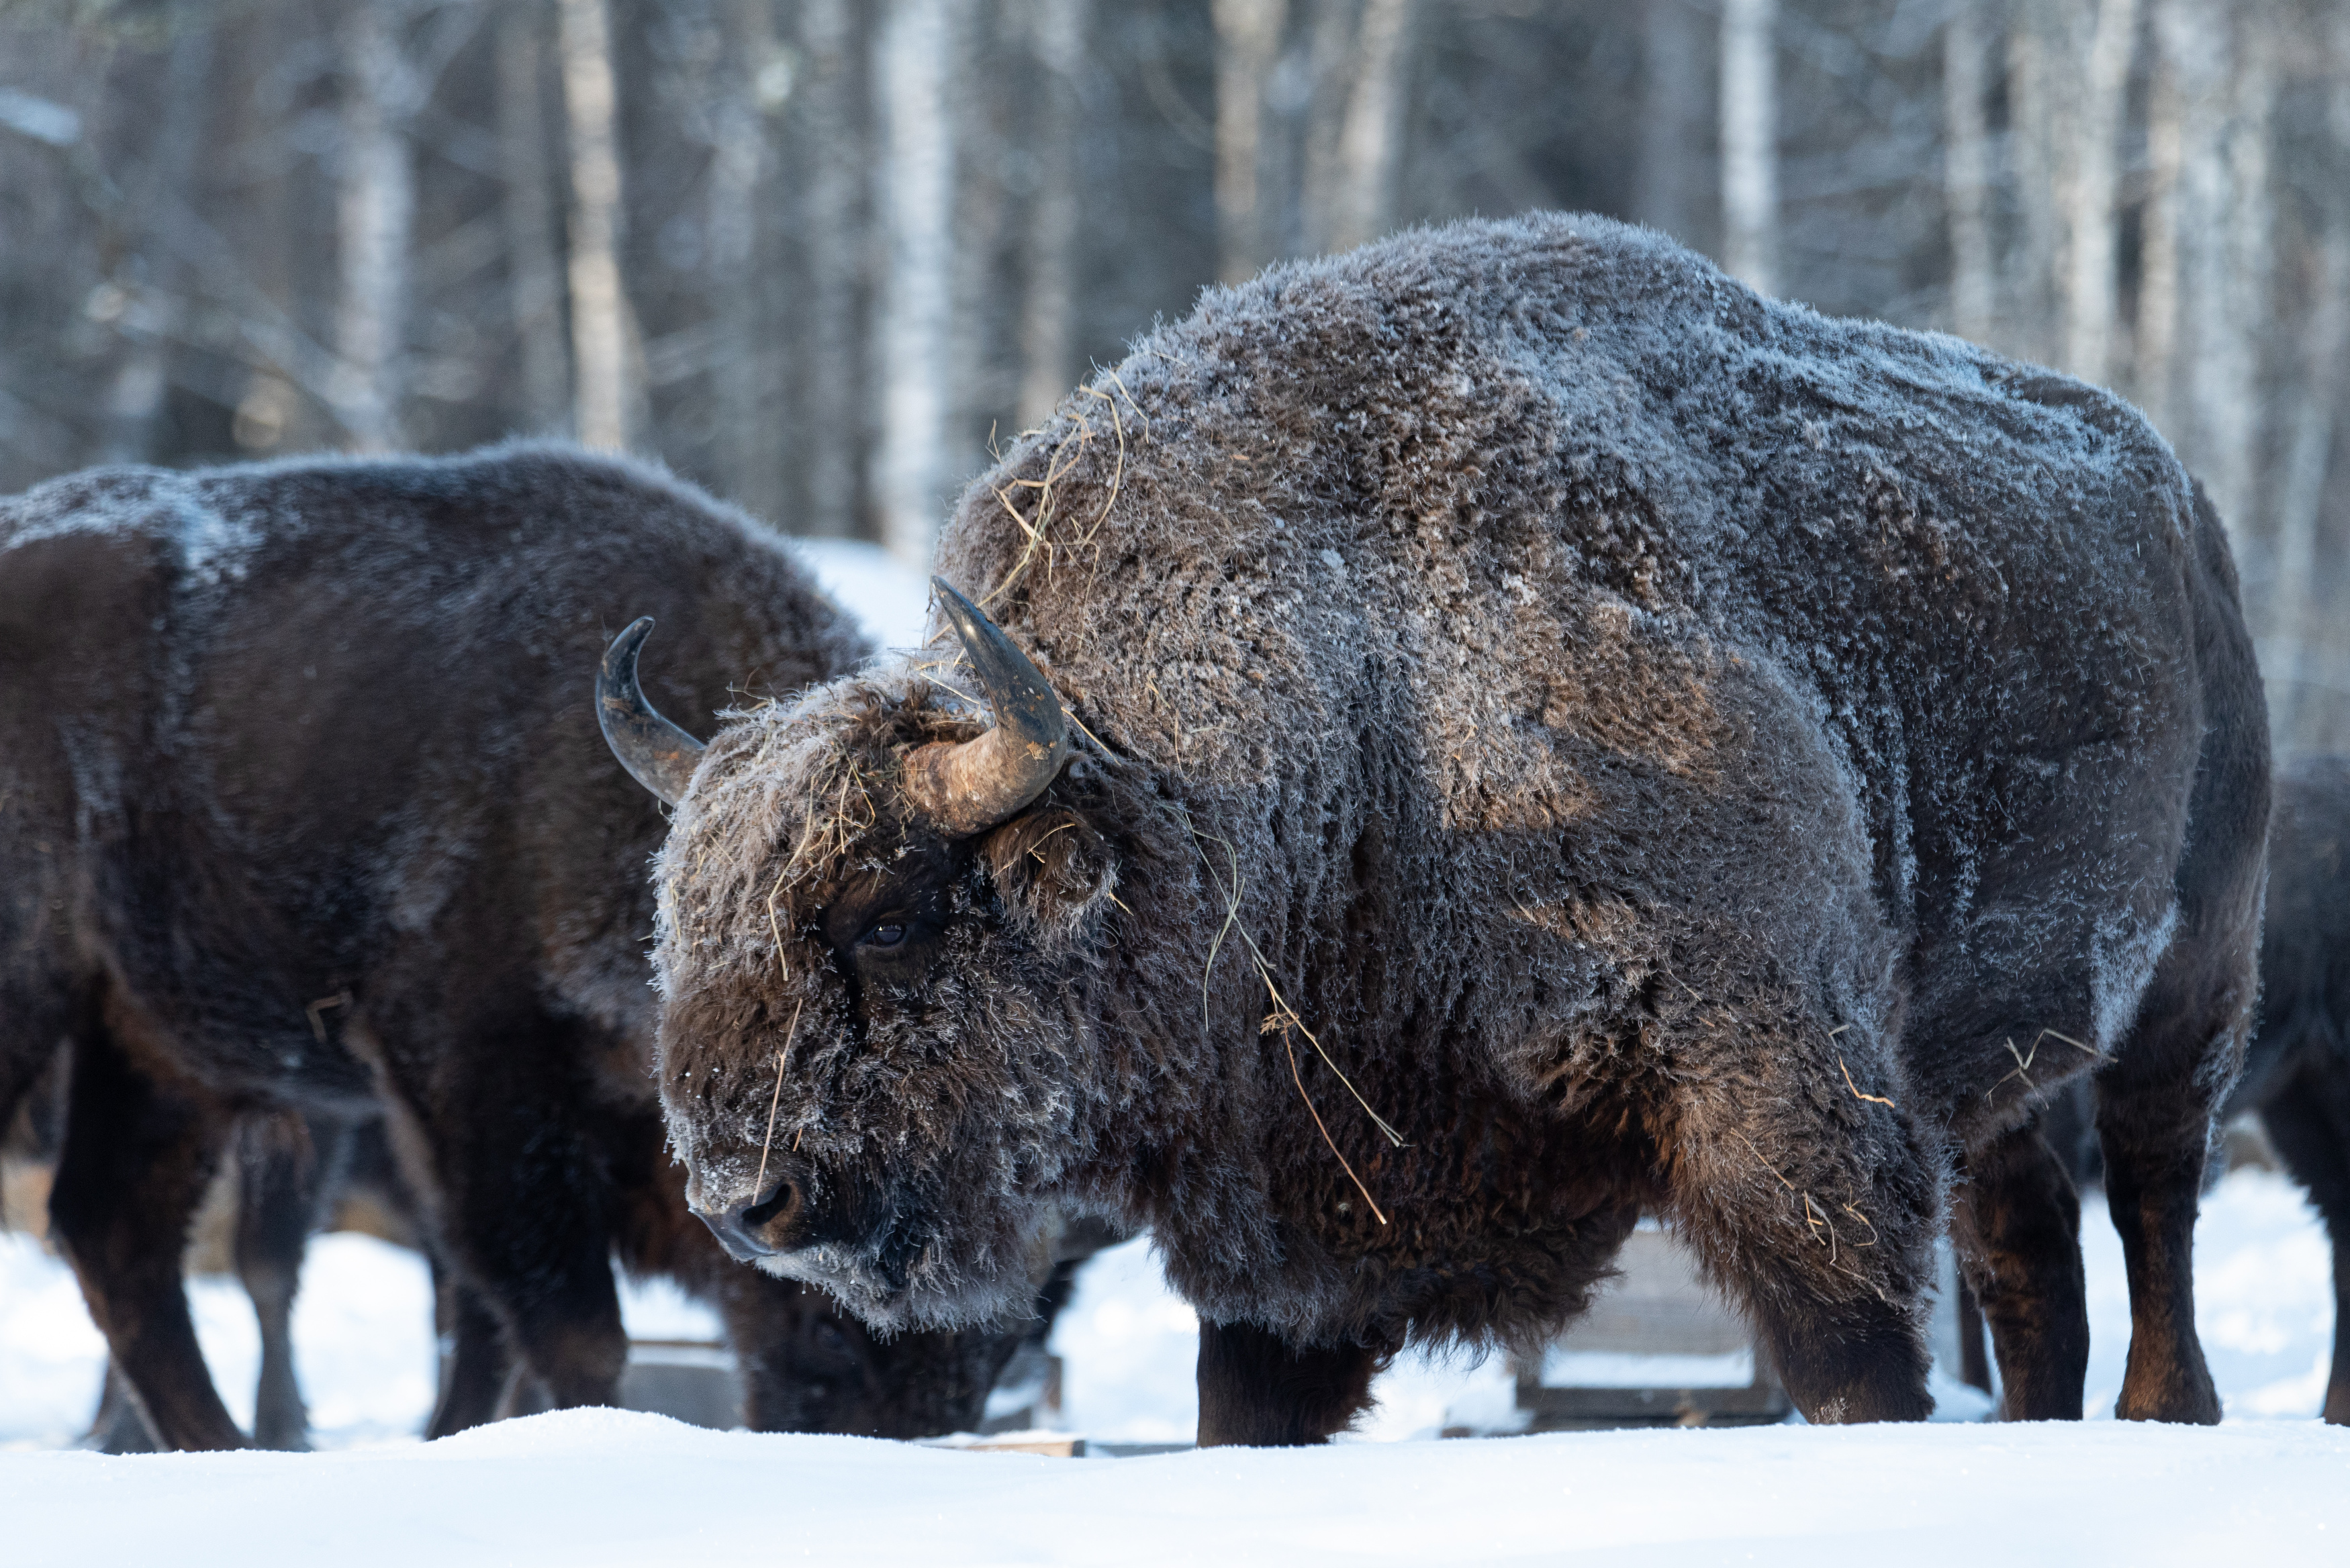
[0, 442, 1043, 1449]
[636, 214, 2267, 1442]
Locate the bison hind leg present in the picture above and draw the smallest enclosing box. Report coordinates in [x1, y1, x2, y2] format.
[2091, 511, 2267, 1426]
[48, 1020, 248, 1451]
[2091, 833, 2260, 1424]
[2092, 948, 2251, 1425]
[1949, 1120, 2089, 1420]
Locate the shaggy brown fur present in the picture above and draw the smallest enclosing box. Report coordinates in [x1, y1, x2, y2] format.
[645, 215, 2267, 1439]
[1, 443, 1035, 1448]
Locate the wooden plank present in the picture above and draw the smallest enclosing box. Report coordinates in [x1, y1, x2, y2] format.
[928, 1433, 1090, 1457]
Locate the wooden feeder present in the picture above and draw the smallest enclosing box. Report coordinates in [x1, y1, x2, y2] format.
[976, 1342, 1066, 1435]
[1511, 1223, 1792, 1431]
[618, 1338, 743, 1430]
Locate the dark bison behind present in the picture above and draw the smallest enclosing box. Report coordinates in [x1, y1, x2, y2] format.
[0, 444, 1032, 1449]
[2202, 758, 2349, 1424]
[2228, 758, 2350, 1424]
[612, 213, 2269, 1443]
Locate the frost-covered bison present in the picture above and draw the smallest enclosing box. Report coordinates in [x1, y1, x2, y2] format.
[0, 444, 1035, 1449]
[608, 215, 2267, 1440]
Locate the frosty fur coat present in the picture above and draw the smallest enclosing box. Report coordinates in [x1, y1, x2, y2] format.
[651, 213, 2265, 1428]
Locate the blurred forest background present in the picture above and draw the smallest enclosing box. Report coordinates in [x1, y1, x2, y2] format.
[1, 0, 2346, 750]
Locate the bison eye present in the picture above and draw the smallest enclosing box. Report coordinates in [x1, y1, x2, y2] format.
[863, 923, 907, 949]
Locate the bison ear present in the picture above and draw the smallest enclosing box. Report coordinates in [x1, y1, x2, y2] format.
[979, 805, 1119, 956]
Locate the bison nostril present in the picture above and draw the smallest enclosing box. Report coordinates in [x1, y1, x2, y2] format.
[741, 1179, 798, 1232]
[696, 1177, 803, 1263]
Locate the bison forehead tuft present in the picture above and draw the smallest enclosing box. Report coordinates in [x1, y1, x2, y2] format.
[650, 669, 980, 971]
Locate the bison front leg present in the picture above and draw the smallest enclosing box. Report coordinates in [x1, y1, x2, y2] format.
[1671, 1067, 1938, 1424]
[1194, 1321, 1386, 1447]
[48, 1021, 248, 1451]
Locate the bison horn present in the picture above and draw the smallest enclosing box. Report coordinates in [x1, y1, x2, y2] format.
[902, 578, 1071, 835]
[598, 618, 707, 806]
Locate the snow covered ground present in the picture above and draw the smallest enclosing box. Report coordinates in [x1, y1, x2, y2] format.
[1, 1400, 2341, 1566]
[2, 1168, 2342, 1564]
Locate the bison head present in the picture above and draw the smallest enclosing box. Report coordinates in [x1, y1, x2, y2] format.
[601, 582, 1130, 1330]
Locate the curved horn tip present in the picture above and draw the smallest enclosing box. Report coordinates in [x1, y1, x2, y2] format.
[929, 577, 984, 637]
[904, 577, 1073, 834]
[610, 614, 655, 658]
[598, 616, 708, 808]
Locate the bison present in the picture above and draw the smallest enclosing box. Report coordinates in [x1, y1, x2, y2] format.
[0, 443, 1042, 1449]
[2224, 757, 2349, 1423]
[606, 214, 2267, 1441]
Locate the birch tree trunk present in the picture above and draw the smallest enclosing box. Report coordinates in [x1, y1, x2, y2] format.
[945, 23, 1003, 479]
[2267, 224, 2349, 740]
[558, 0, 637, 452]
[496, 3, 570, 436]
[2155, 0, 2273, 546]
[1212, 0, 1287, 283]
[711, 0, 782, 519]
[2204, 18, 2273, 542]
[335, 0, 416, 452]
[1300, 1, 1356, 256]
[1941, 0, 1993, 344]
[2259, 15, 2350, 744]
[2136, 15, 2186, 430]
[2004, 3, 2057, 364]
[874, 0, 961, 568]
[1319, 0, 1413, 256]
[102, 20, 214, 462]
[2155, 0, 2228, 468]
[798, 0, 867, 538]
[2053, 0, 2140, 388]
[1636, 0, 1707, 249]
[1018, 0, 1089, 430]
[1718, 0, 1777, 297]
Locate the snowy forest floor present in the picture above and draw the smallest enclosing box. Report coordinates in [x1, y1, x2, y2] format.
[2, 546, 2344, 1561]
[1, 1409, 2341, 1567]
[2, 1155, 2343, 1563]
